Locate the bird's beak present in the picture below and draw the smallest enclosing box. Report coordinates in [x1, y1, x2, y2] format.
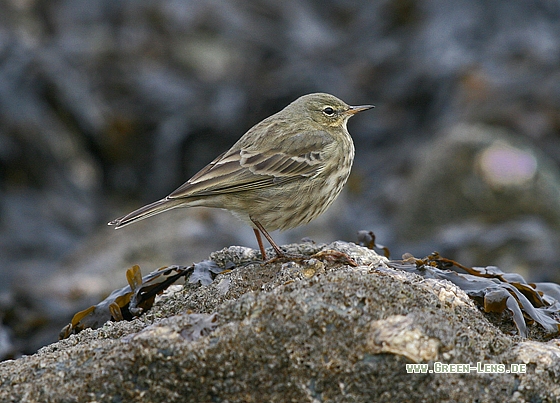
[347, 104, 375, 115]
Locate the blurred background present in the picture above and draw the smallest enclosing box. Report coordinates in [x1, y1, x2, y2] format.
[2, 0, 560, 359]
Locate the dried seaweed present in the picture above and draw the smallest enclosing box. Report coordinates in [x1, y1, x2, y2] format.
[389, 252, 560, 337]
[60, 261, 226, 339]
[358, 230, 391, 258]
[189, 260, 233, 286]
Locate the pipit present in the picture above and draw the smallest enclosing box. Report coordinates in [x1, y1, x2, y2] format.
[109, 93, 373, 260]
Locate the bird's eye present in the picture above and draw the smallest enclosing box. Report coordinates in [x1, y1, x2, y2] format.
[323, 107, 335, 116]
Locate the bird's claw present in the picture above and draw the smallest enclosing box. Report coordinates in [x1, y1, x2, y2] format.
[262, 249, 357, 267]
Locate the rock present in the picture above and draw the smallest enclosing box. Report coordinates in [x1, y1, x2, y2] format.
[396, 123, 560, 280]
[398, 123, 560, 237]
[1, 242, 558, 402]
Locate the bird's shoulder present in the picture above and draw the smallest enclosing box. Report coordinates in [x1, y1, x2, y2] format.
[238, 117, 336, 156]
[166, 119, 336, 199]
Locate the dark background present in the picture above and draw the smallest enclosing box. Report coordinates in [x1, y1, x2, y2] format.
[2, 0, 560, 358]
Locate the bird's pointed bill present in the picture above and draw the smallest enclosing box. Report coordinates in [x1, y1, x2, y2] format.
[347, 104, 375, 115]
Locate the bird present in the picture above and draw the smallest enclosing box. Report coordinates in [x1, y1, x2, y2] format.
[109, 93, 374, 260]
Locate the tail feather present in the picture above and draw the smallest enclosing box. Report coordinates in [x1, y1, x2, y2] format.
[108, 198, 185, 229]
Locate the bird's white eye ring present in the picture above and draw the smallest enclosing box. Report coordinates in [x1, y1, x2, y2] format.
[323, 106, 335, 116]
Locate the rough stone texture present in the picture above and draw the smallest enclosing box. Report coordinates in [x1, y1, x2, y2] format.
[1, 242, 559, 402]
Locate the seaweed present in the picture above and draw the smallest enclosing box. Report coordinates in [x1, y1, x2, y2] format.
[357, 230, 391, 258]
[389, 252, 560, 337]
[59, 261, 226, 339]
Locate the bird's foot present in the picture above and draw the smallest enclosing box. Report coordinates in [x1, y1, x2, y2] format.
[262, 251, 307, 265]
[263, 249, 357, 267]
[310, 249, 358, 267]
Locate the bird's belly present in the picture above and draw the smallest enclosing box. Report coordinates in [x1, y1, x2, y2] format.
[224, 167, 351, 231]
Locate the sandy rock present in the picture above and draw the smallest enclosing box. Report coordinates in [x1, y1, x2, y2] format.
[1, 242, 558, 402]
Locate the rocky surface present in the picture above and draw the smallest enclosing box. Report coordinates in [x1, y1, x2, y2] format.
[1, 242, 559, 402]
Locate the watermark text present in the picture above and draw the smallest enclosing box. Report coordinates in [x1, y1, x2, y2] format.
[406, 362, 526, 374]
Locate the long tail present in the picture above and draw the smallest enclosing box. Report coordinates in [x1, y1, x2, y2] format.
[108, 198, 185, 229]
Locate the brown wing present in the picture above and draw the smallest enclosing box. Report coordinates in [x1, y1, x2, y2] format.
[168, 130, 334, 199]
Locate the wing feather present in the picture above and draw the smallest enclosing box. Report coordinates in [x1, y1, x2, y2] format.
[168, 130, 334, 199]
